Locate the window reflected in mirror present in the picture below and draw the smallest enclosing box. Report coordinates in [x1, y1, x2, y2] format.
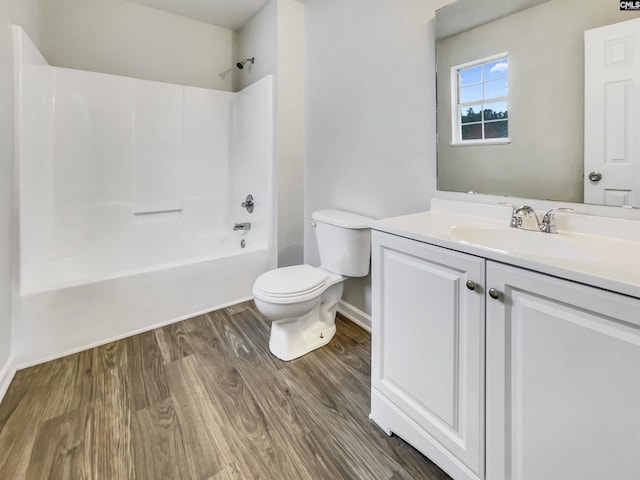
[453, 54, 508, 144]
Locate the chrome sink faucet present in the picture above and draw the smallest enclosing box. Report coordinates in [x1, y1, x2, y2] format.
[500, 202, 540, 230]
[539, 208, 574, 233]
[499, 202, 573, 233]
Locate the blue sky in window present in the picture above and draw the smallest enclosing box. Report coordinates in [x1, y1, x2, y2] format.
[460, 83, 482, 103]
[460, 65, 482, 86]
[485, 59, 508, 80]
[460, 58, 507, 87]
[484, 79, 508, 99]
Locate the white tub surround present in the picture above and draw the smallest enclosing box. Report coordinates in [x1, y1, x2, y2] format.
[12, 26, 275, 367]
[370, 198, 640, 480]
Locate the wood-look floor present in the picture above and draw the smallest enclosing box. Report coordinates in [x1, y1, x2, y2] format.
[0, 301, 452, 480]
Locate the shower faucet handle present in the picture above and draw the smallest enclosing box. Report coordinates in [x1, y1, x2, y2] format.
[241, 194, 254, 213]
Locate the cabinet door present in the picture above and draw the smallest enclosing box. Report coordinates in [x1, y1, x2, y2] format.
[486, 261, 640, 480]
[371, 231, 485, 479]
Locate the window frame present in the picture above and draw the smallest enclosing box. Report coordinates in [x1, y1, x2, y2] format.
[450, 52, 510, 146]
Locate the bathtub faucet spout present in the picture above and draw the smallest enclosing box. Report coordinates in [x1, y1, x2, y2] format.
[233, 222, 251, 231]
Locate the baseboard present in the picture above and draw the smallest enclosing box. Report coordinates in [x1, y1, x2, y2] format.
[0, 354, 17, 405]
[338, 300, 371, 332]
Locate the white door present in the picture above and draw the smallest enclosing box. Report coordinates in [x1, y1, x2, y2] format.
[371, 232, 485, 480]
[486, 261, 640, 480]
[584, 18, 640, 206]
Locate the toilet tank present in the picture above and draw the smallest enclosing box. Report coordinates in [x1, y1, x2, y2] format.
[312, 209, 375, 277]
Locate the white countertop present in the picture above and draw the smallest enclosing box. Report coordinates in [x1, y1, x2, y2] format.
[371, 199, 640, 299]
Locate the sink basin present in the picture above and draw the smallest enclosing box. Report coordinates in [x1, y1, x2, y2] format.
[450, 225, 583, 256]
[450, 225, 537, 254]
[449, 225, 639, 271]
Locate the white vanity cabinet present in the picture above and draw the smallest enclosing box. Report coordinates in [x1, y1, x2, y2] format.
[370, 231, 486, 480]
[371, 228, 640, 480]
[485, 261, 640, 480]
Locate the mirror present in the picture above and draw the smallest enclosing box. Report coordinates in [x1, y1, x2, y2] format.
[436, 0, 640, 206]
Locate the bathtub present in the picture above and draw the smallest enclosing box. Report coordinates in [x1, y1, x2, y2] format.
[13, 27, 275, 367]
[15, 243, 270, 367]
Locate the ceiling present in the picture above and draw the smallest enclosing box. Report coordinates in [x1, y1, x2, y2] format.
[127, 0, 270, 30]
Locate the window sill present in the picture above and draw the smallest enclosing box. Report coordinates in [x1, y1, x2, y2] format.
[450, 138, 511, 147]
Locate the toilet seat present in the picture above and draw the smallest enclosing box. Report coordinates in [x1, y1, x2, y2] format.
[253, 265, 329, 304]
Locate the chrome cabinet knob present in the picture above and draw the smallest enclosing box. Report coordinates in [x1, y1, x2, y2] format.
[588, 171, 603, 182]
[466, 280, 476, 291]
[489, 288, 500, 300]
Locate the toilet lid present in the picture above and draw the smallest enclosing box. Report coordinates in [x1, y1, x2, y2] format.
[253, 265, 328, 298]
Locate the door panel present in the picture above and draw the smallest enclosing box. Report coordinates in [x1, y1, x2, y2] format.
[584, 18, 640, 206]
[381, 248, 460, 428]
[372, 232, 485, 476]
[486, 261, 640, 480]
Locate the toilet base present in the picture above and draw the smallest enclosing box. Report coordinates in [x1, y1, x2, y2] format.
[267, 282, 343, 361]
[269, 319, 336, 361]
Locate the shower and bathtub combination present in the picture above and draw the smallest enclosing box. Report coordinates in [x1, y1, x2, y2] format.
[12, 27, 275, 366]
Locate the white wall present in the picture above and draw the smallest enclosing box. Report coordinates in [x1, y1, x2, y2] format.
[38, 0, 234, 91]
[234, 0, 305, 268]
[275, 0, 305, 267]
[10, 0, 43, 48]
[304, 0, 446, 314]
[0, 0, 14, 393]
[233, 0, 277, 93]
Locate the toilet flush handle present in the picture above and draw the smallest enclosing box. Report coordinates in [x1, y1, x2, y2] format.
[309, 221, 316, 228]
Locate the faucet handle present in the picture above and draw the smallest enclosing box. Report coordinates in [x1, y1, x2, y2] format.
[542, 207, 574, 221]
[498, 202, 522, 228]
[498, 201, 517, 213]
[241, 194, 254, 213]
[540, 207, 573, 234]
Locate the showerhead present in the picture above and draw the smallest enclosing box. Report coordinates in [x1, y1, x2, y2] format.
[236, 57, 255, 70]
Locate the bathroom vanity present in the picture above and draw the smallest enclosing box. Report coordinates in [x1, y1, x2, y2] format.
[370, 200, 640, 480]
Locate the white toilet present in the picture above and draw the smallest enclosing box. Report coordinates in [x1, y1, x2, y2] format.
[252, 209, 374, 361]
